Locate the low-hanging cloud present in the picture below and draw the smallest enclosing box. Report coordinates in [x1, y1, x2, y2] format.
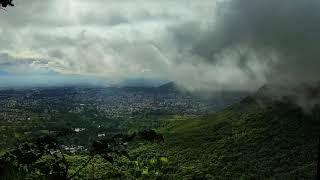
[200, 0, 320, 87]
[204, 0, 320, 111]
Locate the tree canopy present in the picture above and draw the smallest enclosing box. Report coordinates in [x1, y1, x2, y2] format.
[0, 0, 14, 8]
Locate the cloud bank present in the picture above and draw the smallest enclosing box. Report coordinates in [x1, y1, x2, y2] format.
[206, 0, 320, 87]
[0, 0, 320, 91]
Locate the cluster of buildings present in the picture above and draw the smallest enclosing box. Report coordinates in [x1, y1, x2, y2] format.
[68, 90, 212, 117]
[0, 86, 244, 122]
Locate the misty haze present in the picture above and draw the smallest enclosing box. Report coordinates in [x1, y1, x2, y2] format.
[0, 0, 320, 179]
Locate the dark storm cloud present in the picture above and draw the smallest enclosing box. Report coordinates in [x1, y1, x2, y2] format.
[192, 0, 320, 87]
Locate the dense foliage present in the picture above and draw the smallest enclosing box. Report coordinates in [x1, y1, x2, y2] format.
[0, 130, 164, 179]
[141, 97, 318, 179]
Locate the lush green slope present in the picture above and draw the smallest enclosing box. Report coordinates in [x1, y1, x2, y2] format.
[137, 97, 318, 179]
[1, 94, 318, 179]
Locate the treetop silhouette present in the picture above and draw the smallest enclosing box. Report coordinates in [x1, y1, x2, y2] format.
[0, 0, 14, 8]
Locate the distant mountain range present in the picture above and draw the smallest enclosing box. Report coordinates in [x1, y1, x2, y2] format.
[157, 82, 179, 91]
[117, 78, 168, 88]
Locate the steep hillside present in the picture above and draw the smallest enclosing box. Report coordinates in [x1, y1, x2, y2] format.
[137, 97, 319, 179]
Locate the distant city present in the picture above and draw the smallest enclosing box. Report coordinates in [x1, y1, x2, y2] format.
[0, 82, 247, 122]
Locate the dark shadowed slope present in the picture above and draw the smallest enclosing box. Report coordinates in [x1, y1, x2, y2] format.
[140, 93, 318, 179]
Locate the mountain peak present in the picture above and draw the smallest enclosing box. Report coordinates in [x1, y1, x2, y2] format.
[158, 82, 179, 91]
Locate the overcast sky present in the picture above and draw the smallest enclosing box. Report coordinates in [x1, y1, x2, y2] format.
[1, 0, 320, 91]
[0, 0, 220, 88]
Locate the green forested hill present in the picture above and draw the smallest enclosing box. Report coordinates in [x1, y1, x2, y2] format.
[1, 91, 319, 179]
[137, 97, 318, 179]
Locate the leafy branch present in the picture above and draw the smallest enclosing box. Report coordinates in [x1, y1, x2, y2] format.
[0, 129, 164, 179]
